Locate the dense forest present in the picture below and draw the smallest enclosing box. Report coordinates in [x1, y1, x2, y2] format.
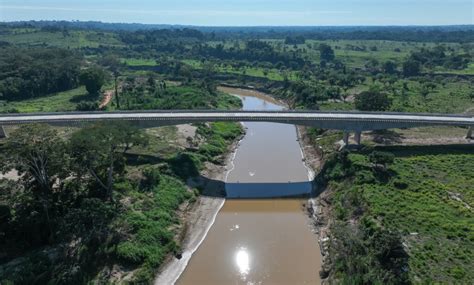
[0, 47, 81, 101]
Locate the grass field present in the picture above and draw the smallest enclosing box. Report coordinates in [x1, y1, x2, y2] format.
[390, 80, 474, 114]
[434, 62, 474, 75]
[0, 29, 124, 48]
[0, 87, 89, 113]
[122, 58, 158, 67]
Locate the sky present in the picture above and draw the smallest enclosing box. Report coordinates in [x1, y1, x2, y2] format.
[0, 0, 473, 26]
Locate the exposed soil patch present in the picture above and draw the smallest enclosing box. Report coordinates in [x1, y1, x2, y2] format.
[0, 170, 20, 181]
[176, 124, 198, 149]
[99, 90, 113, 108]
[363, 126, 474, 146]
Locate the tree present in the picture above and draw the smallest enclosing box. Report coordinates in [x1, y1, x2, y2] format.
[383, 61, 397, 75]
[147, 73, 156, 91]
[79, 67, 106, 96]
[402, 59, 421, 77]
[355, 90, 391, 111]
[1, 124, 68, 240]
[319, 43, 335, 62]
[69, 122, 148, 202]
[400, 89, 409, 105]
[420, 85, 430, 100]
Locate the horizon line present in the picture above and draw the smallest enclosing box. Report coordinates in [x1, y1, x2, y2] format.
[1, 20, 473, 28]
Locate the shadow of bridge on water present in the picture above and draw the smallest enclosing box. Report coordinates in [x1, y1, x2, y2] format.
[189, 175, 326, 200]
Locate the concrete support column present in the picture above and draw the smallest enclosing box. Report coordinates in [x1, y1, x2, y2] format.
[0, 125, 6, 139]
[343, 131, 350, 145]
[467, 126, 473, 139]
[354, 131, 362, 145]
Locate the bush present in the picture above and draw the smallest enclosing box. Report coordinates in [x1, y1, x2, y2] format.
[393, 179, 408, 189]
[355, 90, 391, 111]
[330, 222, 410, 284]
[369, 151, 395, 166]
[76, 101, 99, 111]
[141, 166, 161, 190]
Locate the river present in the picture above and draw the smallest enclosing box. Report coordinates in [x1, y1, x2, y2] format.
[175, 88, 322, 285]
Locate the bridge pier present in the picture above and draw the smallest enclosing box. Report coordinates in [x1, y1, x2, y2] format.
[343, 131, 349, 145]
[467, 127, 473, 139]
[0, 125, 6, 139]
[354, 131, 362, 145]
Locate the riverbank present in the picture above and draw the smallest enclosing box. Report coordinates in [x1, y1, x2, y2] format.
[217, 86, 287, 107]
[154, 129, 244, 284]
[315, 145, 474, 283]
[296, 126, 333, 282]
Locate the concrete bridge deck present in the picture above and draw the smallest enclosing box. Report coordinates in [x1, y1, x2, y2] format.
[1, 110, 473, 144]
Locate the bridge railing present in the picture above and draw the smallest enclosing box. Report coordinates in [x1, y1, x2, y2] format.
[1, 109, 473, 119]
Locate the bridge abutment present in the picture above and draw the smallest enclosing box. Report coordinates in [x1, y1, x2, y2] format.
[467, 127, 473, 139]
[0, 125, 6, 139]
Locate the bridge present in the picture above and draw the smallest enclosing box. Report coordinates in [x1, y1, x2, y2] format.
[0, 110, 473, 145]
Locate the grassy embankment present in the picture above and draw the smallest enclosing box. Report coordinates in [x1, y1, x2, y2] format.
[317, 146, 473, 283]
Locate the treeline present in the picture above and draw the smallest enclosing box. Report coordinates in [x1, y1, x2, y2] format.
[408, 46, 471, 70]
[117, 30, 307, 69]
[207, 26, 474, 43]
[194, 40, 305, 69]
[0, 47, 82, 101]
[4, 21, 474, 42]
[119, 28, 205, 44]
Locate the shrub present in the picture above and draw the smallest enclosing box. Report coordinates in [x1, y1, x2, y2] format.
[76, 101, 99, 111]
[369, 151, 395, 166]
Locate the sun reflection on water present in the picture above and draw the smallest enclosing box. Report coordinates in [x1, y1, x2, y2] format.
[235, 247, 250, 280]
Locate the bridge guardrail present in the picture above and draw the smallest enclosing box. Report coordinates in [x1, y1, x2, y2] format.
[1, 110, 473, 119]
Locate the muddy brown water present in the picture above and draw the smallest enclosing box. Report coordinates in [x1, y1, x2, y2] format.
[176, 89, 322, 285]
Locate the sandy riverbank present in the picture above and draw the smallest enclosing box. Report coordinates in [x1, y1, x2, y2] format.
[217, 86, 287, 107]
[154, 129, 244, 285]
